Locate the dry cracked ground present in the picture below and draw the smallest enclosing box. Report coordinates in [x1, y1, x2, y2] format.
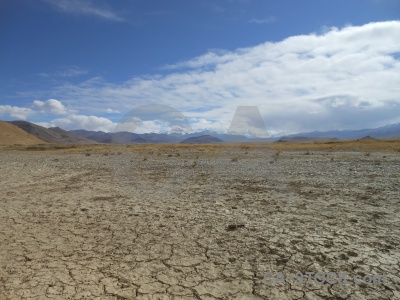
[0, 145, 399, 299]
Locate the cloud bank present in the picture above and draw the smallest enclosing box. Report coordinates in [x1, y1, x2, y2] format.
[48, 115, 115, 132]
[3, 21, 400, 134]
[0, 99, 71, 121]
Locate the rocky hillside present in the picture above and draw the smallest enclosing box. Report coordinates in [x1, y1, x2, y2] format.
[9, 121, 96, 144]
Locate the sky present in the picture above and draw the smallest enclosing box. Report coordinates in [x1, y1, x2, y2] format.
[1, 0, 400, 136]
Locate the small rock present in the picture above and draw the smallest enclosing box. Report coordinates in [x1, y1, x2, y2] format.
[226, 224, 245, 231]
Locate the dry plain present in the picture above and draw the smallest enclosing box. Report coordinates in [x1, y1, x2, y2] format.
[0, 141, 399, 300]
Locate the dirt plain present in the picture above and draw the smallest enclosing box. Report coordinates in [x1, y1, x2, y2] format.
[0, 141, 399, 300]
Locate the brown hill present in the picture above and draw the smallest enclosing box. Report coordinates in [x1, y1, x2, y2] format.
[9, 121, 96, 144]
[180, 135, 224, 144]
[0, 121, 45, 145]
[358, 135, 377, 141]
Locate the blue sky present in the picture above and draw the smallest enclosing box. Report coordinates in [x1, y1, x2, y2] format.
[1, 0, 400, 135]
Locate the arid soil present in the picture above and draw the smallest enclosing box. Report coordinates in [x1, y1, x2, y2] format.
[0, 144, 399, 299]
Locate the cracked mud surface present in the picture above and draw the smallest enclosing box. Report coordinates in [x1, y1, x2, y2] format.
[0, 146, 399, 299]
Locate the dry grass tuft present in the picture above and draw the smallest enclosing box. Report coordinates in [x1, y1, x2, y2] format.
[272, 150, 281, 162]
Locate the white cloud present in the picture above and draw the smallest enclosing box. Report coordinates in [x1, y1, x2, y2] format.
[162, 49, 234, 70]
[39, 66, 88, 78]
[14, 21, 400, 134]
[42, 0, 124, 21]
[33, 99, 69, 114]
[33, 121, 52, 128]
[113, 104, 193, 134]
[49, 115, 116, 132]
[116, 120, 173, 134]
[189, 118, 229, 133]
[106, 108, 120, 114]
[0, 105, 33, 120]
[249, 16, 276, 24]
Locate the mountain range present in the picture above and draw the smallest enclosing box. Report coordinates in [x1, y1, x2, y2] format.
[282, 123, 400, 140]
[71, 123, 400, 143]
[0, 120, 399, 145]
[8, 121, 96, 144]
[70, 129, 272, 144]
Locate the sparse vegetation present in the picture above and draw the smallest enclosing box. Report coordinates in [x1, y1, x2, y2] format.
[3, 138, 400, 156]
[240, 144, 254, 151]
[272, 150, 281, 162]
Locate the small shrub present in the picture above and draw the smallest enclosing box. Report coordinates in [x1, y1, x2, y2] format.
[272, 150, 281, 162]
